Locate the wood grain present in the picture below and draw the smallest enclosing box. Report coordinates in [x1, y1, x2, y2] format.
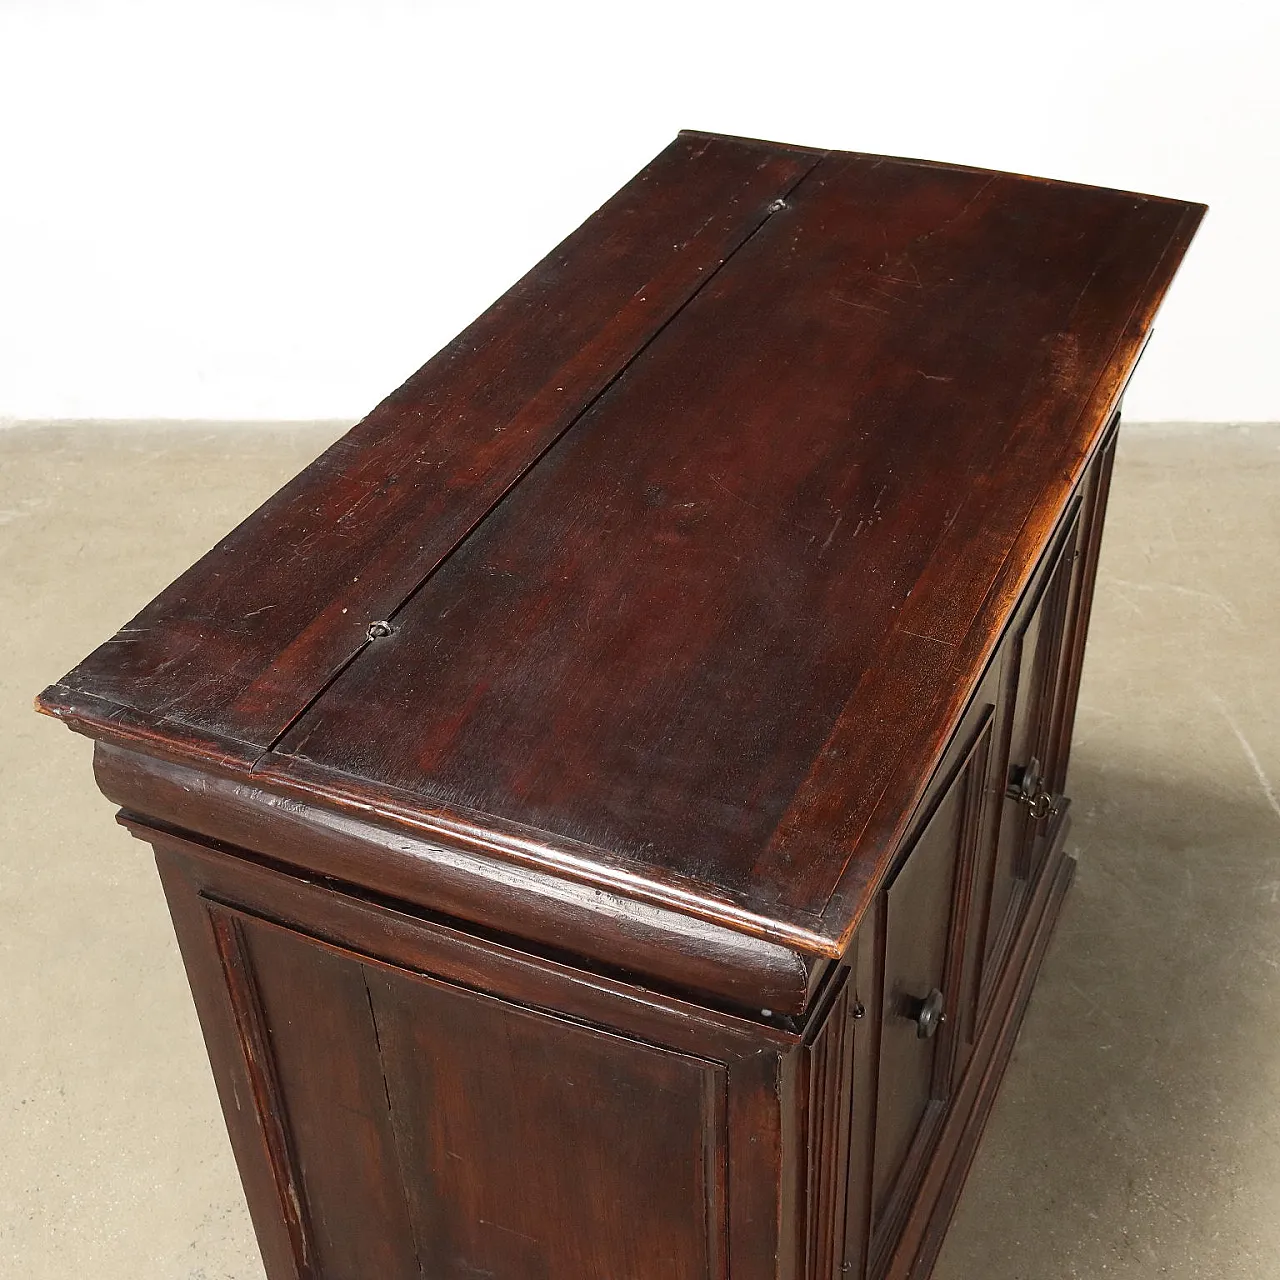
[39, 132, 820, 762]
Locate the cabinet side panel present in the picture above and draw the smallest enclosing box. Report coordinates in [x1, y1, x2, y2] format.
[229, 914, 426, 1280]
[153, 848, 305, 1280]
[149, 829, 795, 1280]
[363, 963, 725, 1280]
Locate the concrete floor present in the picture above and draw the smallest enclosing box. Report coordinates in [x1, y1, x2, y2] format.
[1, 421, 1277, 1279]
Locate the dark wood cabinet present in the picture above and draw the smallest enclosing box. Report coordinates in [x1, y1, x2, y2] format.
[38, 133, 1202, 1279]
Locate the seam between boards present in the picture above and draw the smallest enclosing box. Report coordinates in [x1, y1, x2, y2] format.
[258, 147, 830, 762]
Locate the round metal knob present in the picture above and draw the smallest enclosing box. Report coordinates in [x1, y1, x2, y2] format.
[1007, 755, 1042, 803]
[911, 988, 946, 1039]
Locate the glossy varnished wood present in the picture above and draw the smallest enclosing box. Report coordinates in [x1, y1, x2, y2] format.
[264, 154, 1200, 950]
[38, 136, 1204, 969]
[36, 133, 1204, 1280]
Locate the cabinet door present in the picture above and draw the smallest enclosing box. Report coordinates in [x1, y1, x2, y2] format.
[869, 713, 992, 1274]
[979, 503, 1082, 1003]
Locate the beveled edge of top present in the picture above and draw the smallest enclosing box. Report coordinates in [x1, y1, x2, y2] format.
[93, 740, 830, 1019]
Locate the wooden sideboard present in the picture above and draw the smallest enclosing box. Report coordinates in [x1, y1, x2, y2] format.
[39, 133, 1203, 1280]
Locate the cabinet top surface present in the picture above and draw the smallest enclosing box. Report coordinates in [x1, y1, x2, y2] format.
[41, 133, 1203, 953]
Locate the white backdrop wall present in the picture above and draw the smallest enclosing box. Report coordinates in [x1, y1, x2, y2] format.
[1, 0, 1276, 424]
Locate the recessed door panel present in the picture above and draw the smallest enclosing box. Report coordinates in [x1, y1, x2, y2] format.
[363, 960, 724, 1280]
[218, 907, 725, 1280]
[873, 785, 960, 1225]
[229, 915, 424, 1280]
[870, 713, 991, 1268]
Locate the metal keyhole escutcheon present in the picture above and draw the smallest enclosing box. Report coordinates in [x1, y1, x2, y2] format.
[1007, 755, 1057, 822]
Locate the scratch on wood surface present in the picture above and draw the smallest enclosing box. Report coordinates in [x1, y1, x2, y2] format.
[820, 513, 842, 554]
[917, 175, 997, 244]
[709, 473, 764, 513]
[479, 1219, 540, 1245]
[898, 627, 954, 648]
[876, 256, 923, 289]
[830, 292, 890, 316]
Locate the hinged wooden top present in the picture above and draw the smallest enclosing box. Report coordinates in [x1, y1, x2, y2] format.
[40, 132, 1203, 987]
